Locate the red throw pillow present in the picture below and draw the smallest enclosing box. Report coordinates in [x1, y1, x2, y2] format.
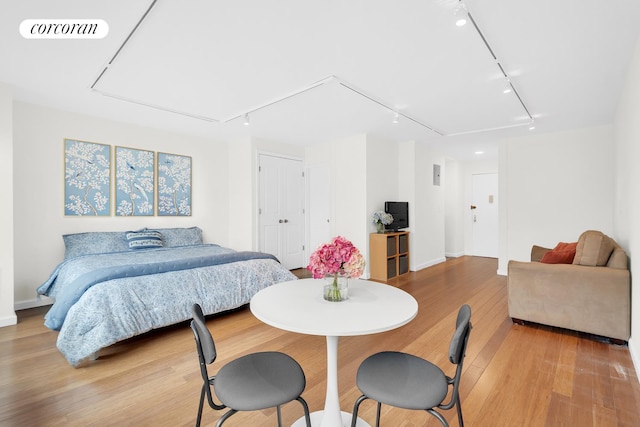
[540, 242, 578, 264]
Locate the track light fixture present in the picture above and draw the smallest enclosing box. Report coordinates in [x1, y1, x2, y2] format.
[454, 1, 468, 26]
[392, 112, 399, 124]
[453, 0, 534, 125]
[243, 113, 250, 126]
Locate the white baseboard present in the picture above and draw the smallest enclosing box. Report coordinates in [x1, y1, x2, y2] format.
[14, 296, 54, 311]
[0, 313, 17, 327]
[413, 256, 447, 272]
[445, 251, 465, 258]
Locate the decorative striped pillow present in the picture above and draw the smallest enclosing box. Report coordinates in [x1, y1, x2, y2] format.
[125, 229, 164, 250]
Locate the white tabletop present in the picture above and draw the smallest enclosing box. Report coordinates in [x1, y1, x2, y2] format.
[250, 278, 418, 337]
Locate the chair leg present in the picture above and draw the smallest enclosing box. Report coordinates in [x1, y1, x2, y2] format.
[351, 395, 368, 427]
[296, 397, 312, 427]
[426, 409, 449, 427]
[195, 384, 206, 427]
[277, 405, 282, 427]
[215, 409, 238, 427]
[375, 402, 381, 427]
[456, 395, 464, 427]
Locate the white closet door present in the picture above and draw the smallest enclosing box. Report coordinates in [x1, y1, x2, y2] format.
[259, 154, 304, 269]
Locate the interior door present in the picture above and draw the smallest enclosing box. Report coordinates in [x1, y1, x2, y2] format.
[258, 154, 304, 270]
[471, 173, 499, 258]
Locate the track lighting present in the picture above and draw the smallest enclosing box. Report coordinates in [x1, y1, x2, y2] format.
[392, 112, 399, 124]
[243, 113, 250, 126]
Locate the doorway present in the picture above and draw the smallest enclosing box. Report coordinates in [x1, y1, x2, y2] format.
[471, 173, 498, 258]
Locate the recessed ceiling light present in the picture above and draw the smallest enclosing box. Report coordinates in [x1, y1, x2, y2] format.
[529, 126, 536, 130]
[475, 151, 484, 155]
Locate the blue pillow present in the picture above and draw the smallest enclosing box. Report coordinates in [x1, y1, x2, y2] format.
[63, 231, 129, 259]
[154, 226, 203, 247]
[126, 230, 164, 250]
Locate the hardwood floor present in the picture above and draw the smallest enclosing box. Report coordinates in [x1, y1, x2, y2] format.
[1, 256, 639, 426]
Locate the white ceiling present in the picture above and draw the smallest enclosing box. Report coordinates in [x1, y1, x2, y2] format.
[2, 0, 639, 161]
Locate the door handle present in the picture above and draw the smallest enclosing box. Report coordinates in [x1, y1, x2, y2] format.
[470, 205, 477, 210]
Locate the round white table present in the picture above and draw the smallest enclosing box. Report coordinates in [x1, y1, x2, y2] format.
[250, 278, 418, 427]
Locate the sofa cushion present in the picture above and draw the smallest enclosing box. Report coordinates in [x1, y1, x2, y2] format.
[540, 242, 577, 264]
[573, 230, 614, 267]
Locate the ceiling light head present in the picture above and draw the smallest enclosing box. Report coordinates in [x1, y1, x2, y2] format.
[392, 112, 400, 124]
[475, 151, 484, 155]
[243, 113, 250, 126]
[454, 1, 468, 26]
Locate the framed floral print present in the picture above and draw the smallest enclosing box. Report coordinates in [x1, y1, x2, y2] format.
[64, 139, 111, 216]
[157, 152, 192, 216]
[115, 146, 155, 216]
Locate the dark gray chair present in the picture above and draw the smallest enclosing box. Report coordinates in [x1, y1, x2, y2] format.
[190, 304, 311, 427]
[351, 304, 472, 427]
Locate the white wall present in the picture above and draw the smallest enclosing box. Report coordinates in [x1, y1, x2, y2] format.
[444, 158, 464, 257]
[498, 125, 615, 273]
[332, 134, 368, 252]
[12, 102, 229, 307]
[227, 137, 253, 251]
[399, 141, 446, 270]
[365, 136, 399, 276]
[613, 35, 640, 374]
[0, 84, 16, 326]
[366, 135, 399, 234]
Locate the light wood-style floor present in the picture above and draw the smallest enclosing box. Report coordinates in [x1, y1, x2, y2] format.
[1, 256, 639, 426]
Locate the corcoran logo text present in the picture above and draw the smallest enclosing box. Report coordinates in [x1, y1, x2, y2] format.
[20, 19, 108, 39]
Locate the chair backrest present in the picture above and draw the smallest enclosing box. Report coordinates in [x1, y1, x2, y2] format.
[448, 304, 472, 365]
[191, 303, 217, 365]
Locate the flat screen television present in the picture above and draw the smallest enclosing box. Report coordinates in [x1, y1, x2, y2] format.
[384, 201, 409, 231]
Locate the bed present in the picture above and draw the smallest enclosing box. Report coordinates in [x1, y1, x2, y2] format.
[37, 227, 297, 367]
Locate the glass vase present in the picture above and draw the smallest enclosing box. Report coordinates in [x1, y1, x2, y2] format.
[376, 222, 385, 233]
[323, 272, 349, 302]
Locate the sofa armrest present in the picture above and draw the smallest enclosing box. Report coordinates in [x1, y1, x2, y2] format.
[508, 260, 631, 340]
[531, 245, 551, 262]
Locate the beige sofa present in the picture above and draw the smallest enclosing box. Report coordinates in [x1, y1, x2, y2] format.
[508, 230, 631, 343]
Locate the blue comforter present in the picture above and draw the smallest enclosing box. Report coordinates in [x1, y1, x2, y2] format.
[37, 244, 296, 366]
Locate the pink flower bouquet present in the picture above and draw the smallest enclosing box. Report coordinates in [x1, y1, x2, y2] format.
[307, 236, 365, 279]
[307, 236, 365, 301]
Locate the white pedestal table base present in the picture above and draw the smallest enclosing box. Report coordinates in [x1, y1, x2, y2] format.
[291, 411, 369, 427]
